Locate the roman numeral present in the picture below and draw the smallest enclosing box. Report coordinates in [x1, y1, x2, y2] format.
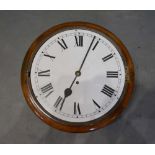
[54, 96, 63, 108]
[41, 83, 53, 97]
[74, 102, 81, 115]
[92, 40, 99, 51]
[92, 99, 101, 109]
[107, 71, 118, 78]
[101, 85, 115, 98]
[44, 54, 55, 60]
[102, 53, 113, 62]
[75, 36, 83, 47]
[57, 39, 68, 50]
[38, 70, 50, 77]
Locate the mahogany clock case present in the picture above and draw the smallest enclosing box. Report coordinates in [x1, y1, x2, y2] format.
[21, 22, 135, 133]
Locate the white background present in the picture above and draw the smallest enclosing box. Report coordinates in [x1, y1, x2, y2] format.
[0, 0, 155, 10]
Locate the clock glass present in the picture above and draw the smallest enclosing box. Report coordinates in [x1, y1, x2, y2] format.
[30, 28, 125, 123]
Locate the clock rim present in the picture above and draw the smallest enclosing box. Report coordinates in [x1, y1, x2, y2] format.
[21, 21, 135, 133]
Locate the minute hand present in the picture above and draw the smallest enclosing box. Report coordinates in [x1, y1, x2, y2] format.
[60, 36, 96, 110]
[78, 36, 96, 71]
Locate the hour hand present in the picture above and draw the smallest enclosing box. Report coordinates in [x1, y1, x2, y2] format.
[64, 88, 72, 97]
[59, 88, 72, 110]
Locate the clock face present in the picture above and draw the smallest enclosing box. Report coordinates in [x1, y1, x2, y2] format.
[30, 28, 126, 123]
[21, 22, 134, 132]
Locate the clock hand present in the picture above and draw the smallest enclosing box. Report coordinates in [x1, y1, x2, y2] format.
[60, 75, 77, 110]
[78, 36, 96, 72]
[60, 88, 72, 110]
[60, 36, 96, 110]
[68, 36, 96, 89]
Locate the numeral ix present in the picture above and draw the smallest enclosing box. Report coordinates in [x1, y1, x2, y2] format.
[41, 83, 53, 97]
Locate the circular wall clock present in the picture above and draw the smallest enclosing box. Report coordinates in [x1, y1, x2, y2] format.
[21, 22, 134, 132]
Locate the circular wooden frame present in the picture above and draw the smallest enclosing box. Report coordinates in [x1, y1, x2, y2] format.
[21, 22, 135, 133]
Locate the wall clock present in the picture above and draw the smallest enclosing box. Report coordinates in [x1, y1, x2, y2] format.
[21, 22, 134, 132]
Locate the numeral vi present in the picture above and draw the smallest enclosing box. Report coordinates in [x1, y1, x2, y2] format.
[74, 102, 81, 115]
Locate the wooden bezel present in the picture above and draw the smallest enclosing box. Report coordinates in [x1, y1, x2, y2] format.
[21, 22, 135, 133]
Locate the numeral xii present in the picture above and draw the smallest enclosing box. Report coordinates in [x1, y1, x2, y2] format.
[75, 35, 83, 47]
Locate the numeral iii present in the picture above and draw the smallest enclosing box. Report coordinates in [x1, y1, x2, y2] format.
[107, 71, 118, 78]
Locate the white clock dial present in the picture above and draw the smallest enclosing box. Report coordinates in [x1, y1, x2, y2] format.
[30, 29, 125, 123]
